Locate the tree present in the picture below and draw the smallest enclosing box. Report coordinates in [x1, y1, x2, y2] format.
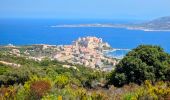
[108, 45, 170, 87]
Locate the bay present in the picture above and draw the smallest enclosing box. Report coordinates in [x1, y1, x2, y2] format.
[0, 19, 169, 58]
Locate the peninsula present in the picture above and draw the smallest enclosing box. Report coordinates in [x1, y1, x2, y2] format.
[51, 16, 170, 31]
[0, 37, 120, 71]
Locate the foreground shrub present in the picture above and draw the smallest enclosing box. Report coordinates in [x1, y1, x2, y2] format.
[0, 86, 17, 100]
[54, 75, 69, 88]
[91, 91, 108, 100]
[16, 85, 29, 100]
[42, 94, 62, 100]
[30, 80, 51, 99]
[122, 81, 170, 100]
[108, 45, 170, 87]
[141, 80, 170, 99]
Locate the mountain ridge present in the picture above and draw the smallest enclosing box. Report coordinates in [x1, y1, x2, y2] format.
[51, 16, 170, 31]
[132, 16, 170, 31]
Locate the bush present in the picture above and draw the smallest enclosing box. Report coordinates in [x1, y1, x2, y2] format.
[91, 92, 108, 100]
[54, 75, 69, 88]
[30, 80, 51, 99]
[122, 81, 170, 100]
[108, 45, 170, 87]
[0, 86, 17, 100]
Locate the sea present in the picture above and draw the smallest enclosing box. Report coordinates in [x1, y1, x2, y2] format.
[0, 19, 170, 59]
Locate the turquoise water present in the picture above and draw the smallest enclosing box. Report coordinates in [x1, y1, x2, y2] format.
[104, 49, 131, 59]
[0, 19, 170, 58]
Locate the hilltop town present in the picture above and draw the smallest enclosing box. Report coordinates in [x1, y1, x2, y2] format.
[0, 37, 118, 71]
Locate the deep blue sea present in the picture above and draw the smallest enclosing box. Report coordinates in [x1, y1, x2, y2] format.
[0, 19, 170, 58]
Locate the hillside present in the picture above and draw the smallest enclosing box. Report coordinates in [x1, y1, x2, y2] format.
[0, 45, 170, 100]
[0, 37, 118, 71]
[51, 16, 170, 31]
[128, 16, 170, 31]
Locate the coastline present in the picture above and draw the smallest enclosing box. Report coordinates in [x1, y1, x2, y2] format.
[1, 43, 131, 60]
[103, 48, 130, 59]
[126, 27, 170, 32]
[51, 24, 170, 32]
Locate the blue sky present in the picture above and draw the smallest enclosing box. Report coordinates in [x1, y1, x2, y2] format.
[0, 0, 170, 20]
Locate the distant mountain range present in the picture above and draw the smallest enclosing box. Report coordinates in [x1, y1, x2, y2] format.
[51, 16, 170, 31]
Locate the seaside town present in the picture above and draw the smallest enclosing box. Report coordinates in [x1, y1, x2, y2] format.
[1, 37, 119, 71]
[52, 37, 118, 70]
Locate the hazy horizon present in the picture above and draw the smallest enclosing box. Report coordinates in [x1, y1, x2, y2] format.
[0, 0, 170, 20]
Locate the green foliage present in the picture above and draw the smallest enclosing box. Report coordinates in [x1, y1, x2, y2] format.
[0, 85, 17, 100]
[122, 80, 170, 100]
[54, 75, 69, 88]
[1, 45, 170, 99]
[123, 93, 136, 100]
[108, 45, 170, 86]
[42, 94, 62, 100]
[40, 58, 51, 66]
[0, 52, 106, 99]
[0, 63, 9, 75]
[16, 85, 28, 100]
[91, 92, 108, 100]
